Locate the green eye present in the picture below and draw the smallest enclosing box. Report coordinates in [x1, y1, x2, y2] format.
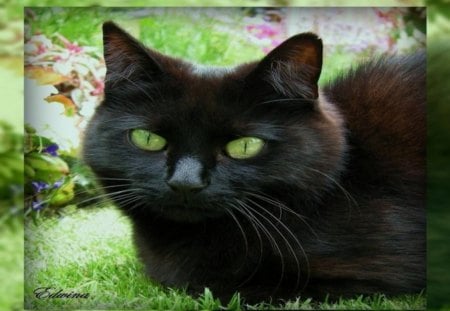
[130, 129, 167, 151]
[226, 137, 265, 159]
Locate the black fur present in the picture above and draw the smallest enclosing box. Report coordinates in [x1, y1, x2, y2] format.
[83, 22, 425, 303]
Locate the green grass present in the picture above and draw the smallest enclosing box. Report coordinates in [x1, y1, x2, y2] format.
[0, 218, 24, 311]
[25, 8, 122, 47]
[24, 206, 227, 310]
[24, 206, 425, 310]
[138, 9, 264, 66]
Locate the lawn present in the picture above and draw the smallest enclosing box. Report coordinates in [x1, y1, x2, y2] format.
[24, 205, 426, 310]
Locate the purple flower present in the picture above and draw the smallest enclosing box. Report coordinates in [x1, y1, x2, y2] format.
[52, 179, 64, 189]
[43, 144, 59, 156]
[32, 200, 46, 211]
[31, 181, 50, 193]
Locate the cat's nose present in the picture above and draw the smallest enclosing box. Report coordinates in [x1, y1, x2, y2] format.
[166, 178, 208, 194]
[166, 156, 209, 194]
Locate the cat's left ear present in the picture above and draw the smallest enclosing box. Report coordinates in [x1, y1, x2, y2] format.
[250, 33, 323, 99]
[102, 21, 162, 84]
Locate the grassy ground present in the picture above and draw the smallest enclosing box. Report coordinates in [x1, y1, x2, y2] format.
[24, 206, 425, 310]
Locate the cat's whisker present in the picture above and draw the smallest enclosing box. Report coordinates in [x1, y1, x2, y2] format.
[224, 208, 249, 272]
[73, 188, 138, 207]
[121, 194, 147, 213]
[238, 188, 284, 219]
[101, 192, 140, 208]
[305, 167, 360, 222]
[244, 197, 305, 292]
[92, 177, 133, 181]
[72, 183, 132, 197]
[234, 199, 286, 295]
[113, 193, 143, 208]
[241, 190, 320, 241]
[107, 189, 149, 212]
[255, 98, 315, 106]
[229, 202, 265, 289]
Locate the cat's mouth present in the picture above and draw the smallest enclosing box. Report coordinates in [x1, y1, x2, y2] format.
[158, 203, 226, 223]
[155, 192, 227, 222]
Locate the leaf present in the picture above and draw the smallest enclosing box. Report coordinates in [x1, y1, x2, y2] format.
[25, 66, 70, 85]
[45, 94, 78, 116]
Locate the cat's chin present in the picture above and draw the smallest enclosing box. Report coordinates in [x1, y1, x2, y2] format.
[155, 204, 226, 223]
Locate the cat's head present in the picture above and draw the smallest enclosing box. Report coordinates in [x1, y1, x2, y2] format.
[83, 22, 346, 222]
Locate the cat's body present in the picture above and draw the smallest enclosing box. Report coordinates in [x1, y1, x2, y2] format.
[83, 22, 425, 303]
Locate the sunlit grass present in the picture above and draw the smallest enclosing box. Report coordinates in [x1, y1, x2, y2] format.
[24, 206, 425, 310]
[139, 9, 264, 66]
[24, 206, 233, 310]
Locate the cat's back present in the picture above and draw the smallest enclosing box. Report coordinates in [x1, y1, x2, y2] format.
[323, 53, 426, 184]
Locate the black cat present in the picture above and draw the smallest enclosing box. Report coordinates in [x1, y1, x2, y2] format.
[83, 21, 425, 303]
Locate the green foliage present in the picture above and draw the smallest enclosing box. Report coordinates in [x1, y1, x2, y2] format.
[25, 7, 120, 47]
[427, 0, 450, 19]
[320, 50, 356, 86]
[402, 8, 426, 36]
[21, 0, 294, 8]
[0, 121, 23, 224]
[25, 125, 72, 212]
[139, 10, 264, 66]
[25, 7, 265, 65]
[24, 124, 100, 216]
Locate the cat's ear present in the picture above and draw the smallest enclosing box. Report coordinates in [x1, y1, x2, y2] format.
[250, 33, 323, 99]
[102, 21, 162, 83]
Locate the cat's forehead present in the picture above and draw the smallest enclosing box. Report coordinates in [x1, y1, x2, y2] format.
[166, 62, 251, 112]
[146, 64, 255, 131]
[189, 63, 234, 78]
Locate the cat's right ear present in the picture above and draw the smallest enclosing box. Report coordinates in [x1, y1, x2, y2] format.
[247, 32, 323, 99]
[102, 21, 162, 84]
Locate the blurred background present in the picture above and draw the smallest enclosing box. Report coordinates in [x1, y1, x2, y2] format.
[0, 0, 448, 310]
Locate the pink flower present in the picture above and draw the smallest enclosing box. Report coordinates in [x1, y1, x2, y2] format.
[66, 42, 83, 54]
[246, 25, 255, 31]
[246, 23, 280, 39]
[57, 34, 83, 54]
[37, 44, 47, 54]
[90, 79, 104, 96]
[270, 39, 281, 48]
[25, 34, 52, 55]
